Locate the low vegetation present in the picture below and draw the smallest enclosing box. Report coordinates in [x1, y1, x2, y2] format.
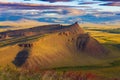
[1, 60, 120, 80]
[85, 28, 120, 34]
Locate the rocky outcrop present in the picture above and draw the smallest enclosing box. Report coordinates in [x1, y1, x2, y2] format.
[76, 33, 90, 51]
[18, 43, 33, 48]
[69, 22, 84, 34]
[0, 22, 83, 40]
[76, 33, 108, 57]
[0, 33, 9, 40]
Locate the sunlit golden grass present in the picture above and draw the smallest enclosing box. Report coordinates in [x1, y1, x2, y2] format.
[84, 29, 120, 44]
[84, 28, 120, 59]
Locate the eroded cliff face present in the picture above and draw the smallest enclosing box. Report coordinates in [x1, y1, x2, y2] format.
[10, 22, 108, 71]
[76, 34, 108, 56]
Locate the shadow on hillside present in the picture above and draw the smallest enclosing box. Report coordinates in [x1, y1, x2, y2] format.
[12, 50, 29, 67]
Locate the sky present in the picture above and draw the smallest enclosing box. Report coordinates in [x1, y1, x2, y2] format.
[0, 0, 120, 24]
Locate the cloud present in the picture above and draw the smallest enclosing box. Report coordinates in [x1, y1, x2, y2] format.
[65, 8, 84, 16]
[36, 0, 73, 3]
[0, 0, 8, 2]
[0, 2, 85, 16]
[97, 0, 119, 1]
[0, 0, 120, 24]
[100, 2, 120, 6]
[0, 2, 74, 10]
[79, 2, 97, 5]
[24, 0, 31, 1]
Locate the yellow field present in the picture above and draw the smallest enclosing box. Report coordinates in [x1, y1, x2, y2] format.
[85, 30, 120, 44]
[79, 23, 120, 44]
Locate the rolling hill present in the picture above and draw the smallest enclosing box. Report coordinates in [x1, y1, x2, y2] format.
[0, 22, 108, 71]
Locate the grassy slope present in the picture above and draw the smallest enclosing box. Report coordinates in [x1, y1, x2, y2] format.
[24, 33, 108, 69]
[0, 32, 107, 69]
